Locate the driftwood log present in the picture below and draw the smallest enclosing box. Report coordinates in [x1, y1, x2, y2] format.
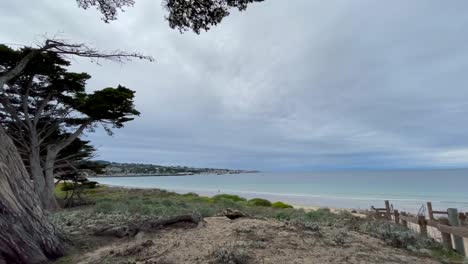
[221, 208, 248, 220]
[94, 213, 204, 238]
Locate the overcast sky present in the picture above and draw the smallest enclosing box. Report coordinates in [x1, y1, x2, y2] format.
[2, 0, 468, 171]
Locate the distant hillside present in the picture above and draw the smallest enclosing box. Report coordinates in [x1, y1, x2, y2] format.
[95, 161, 258, 176]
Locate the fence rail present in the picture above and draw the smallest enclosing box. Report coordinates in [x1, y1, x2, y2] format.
[371, 200, 468, 256]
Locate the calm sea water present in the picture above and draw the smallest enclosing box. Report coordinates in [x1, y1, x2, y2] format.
[90, 169, 468, 212]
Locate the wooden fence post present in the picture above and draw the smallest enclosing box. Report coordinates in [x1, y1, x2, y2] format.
[438, 218, 453, 250]
[459, 212, 466, 226]
[401, 212, 408, 228]
[448, 208, 466, 256]
[427, 202, 434, 220]
[385, 200, 391, 220]
[418, 215, 427, 237]
[394, 210, 400, 224]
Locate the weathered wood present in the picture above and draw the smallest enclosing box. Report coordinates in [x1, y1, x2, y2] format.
[437, 224, 468, 238]
[221, 208, 248, 220]
[384, 200, 391, 220]
[448, 208, 466, 256]
[427, 202, 434, 220]
[418, 215, 427, 236]
[0, 127, 64, 263]
[400, 215, 419, 225]
[439, 218, 453, 250]
[426, 219, 439, 228]
[401, 212, 408, 227]
[394, 210, 400, 224]
[432, 210, 448, 215]
[94, 213, 204, 238]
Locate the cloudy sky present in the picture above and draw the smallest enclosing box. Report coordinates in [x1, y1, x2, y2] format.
[2, 0, 468, 171]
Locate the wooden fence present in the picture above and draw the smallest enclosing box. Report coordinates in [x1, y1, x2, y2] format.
[371, 201, 468, 256]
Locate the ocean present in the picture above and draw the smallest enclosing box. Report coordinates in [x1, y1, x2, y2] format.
[90, 169, 468, 213]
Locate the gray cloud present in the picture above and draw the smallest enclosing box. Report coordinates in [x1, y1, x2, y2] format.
[2, 0, 468, 170]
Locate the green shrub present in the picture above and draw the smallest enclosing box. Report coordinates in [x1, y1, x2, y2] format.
[248, 198, 272, 207]
[212, 194, 247, 203]
[358, 220, 436, 249]
[214, 198, 244, 210]
[275, 211, 292, 221]
[305, 208, 333, 222]
[271, 201, 293, 209]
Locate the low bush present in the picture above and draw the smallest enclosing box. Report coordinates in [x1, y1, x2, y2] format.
[247, 198, 271, 207]
[305, 208, 333, 222]
[212, 194, 247, 203]
[211, 245, 250, 264]
[271, 201, 293, 209]
[358, 220, 435, 249]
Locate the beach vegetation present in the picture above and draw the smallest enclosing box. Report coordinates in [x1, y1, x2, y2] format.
[357, 219, 464, 262]
[51, 185, 465, 263]
[305, 208, 334, 222]
[210, 245, 251, 264]
[212, 194, 247, 203]
[248, 198, 272, 207]
[271, 201, 293, 209]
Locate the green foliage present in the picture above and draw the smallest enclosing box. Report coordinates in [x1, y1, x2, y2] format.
[271, 201, 293, 209]
[247, 198, 271, 207]
[212, 194, 247, 203]
[305, 208, 333, 222]
[76, 86, 140, 128]
[60, 183, 75, 192]
[1, 44, 139, 207]
[358, 220, 435, 249]
[275, 211, 293, 221]
[356, 219, 465, 262]
[76, 0, 264, 34]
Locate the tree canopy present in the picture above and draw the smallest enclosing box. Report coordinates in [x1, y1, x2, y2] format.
[0, 43, 140, 209]
[77, 0, 265, 33]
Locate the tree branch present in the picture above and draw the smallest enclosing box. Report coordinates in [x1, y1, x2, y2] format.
[53, 120, 93, 153]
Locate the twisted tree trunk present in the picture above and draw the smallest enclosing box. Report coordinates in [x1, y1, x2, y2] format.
[0, 126, 64, 264]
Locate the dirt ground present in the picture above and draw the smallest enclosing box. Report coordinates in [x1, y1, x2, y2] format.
[63, 216, 442, 264]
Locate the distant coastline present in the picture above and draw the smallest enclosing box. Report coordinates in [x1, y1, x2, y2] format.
[92, 171, 259, 178]
[92, 161, 259, 177]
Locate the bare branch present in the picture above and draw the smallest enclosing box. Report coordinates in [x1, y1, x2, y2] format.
[42, 39, 154, 63]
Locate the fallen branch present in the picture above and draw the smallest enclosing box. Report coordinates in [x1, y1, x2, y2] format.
[93, 213, 203, 238]
[220, 208, 249, 220]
